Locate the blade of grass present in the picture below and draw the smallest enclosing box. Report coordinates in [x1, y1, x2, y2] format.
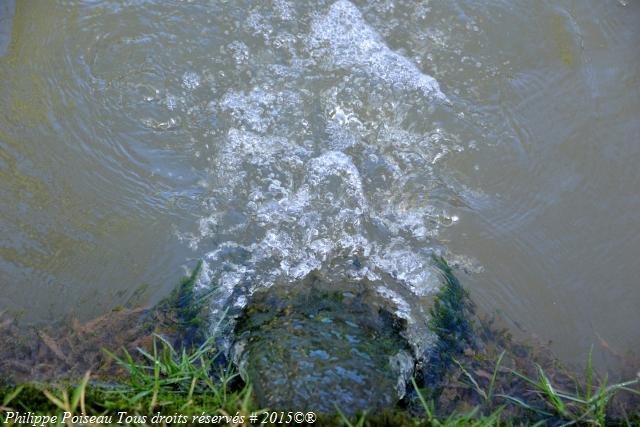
[335, 406, 367, 427]
[411, 377, 438, 425]
[42, 389, 66, 412]
[487, 350, 506, 402]
[495, 394, 552, 417]
[1, 385, 23, 407]
[0, 385, 24, 413]
[537, 364, 567, 415]
[70, 371, 90, 413]
[150, 338, 160, 412]
[453, 358, 488, 401]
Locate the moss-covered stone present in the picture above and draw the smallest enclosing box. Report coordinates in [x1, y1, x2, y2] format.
[233, 273, 414, 415]
[231, 256, 479, 415]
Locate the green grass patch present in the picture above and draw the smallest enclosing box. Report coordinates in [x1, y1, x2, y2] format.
[1, 335, 253, 426]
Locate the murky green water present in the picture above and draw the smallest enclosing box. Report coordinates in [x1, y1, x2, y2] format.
[1, 0, 638, 371]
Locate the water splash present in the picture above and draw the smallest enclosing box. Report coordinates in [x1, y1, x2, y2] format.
[307, 0, 448, 102]
[167, 1, 469, 356]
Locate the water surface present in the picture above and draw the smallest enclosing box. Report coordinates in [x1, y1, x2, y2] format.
[1, 0, 639, 370]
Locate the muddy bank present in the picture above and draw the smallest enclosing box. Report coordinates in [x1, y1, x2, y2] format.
[0, 264, 208, 384]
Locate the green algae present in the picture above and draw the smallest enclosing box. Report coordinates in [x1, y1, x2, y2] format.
[153, 260, 210, 349]
[399, 255, 477, 409]
[428, 255, 475, 360]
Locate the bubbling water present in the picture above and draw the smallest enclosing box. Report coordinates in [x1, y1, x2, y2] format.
[182, 1, 468, 355]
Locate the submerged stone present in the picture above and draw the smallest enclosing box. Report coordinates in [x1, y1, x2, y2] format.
[232, 273, 414, 415]
[230, 257, 474, 415]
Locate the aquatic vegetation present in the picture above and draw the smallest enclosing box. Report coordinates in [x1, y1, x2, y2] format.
[406, 255, 476, 404]
[153, 260, 211, 349]
[428, 256, 475, 357]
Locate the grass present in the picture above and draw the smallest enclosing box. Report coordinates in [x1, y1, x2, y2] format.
[334, 362, 639, 427]
[501, 352, 640, 426]
[100, 335, 249, 416]
[1, 335, 254, 426]
[453, 350, 506, 405]
[436, 347, 640, 427]
[1, 338, 637, 426]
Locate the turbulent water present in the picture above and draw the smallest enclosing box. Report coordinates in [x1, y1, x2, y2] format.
[194, 0, 461, 354]
[1, 0, 639, 370]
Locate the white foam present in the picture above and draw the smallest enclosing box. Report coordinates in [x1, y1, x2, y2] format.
[308, 0, 447, 102]
[182, 1, 469, 352]
[220, 87, 303, 135]
[182, 71, 200, 90]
